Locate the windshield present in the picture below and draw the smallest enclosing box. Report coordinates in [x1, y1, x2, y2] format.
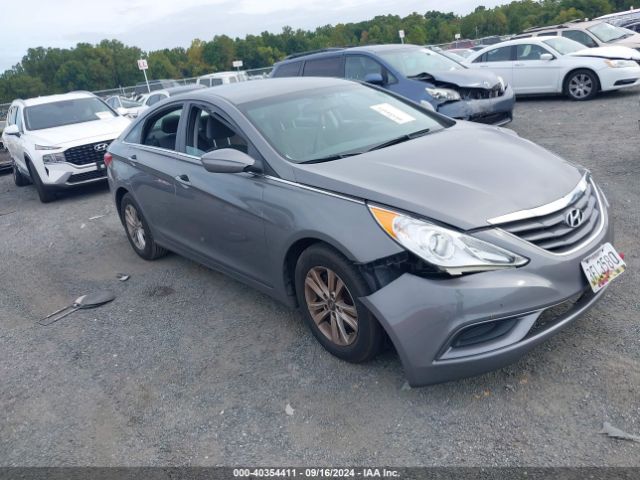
[241, 84, 448, 163]
[25, 97, 116, 130]
[543, 37, 586, 55]
[588, 22, 630, 42]
[378, 48, 465, 77]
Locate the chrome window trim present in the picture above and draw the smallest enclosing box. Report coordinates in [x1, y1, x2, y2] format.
[487, 174, 589, 225]
[496, 177, 606, 257]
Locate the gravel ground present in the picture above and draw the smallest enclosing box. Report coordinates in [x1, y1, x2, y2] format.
[0, 89, 639, 467]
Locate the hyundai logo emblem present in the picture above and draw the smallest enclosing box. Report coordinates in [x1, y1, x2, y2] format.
[94, 143, 108, 152]
[565, 208, 585, 228]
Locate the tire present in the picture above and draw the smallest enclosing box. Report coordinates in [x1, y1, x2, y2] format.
[120, 193, 168, 260]
[294, 244, 383, 363]
[26, 160, 56, 203]
[12, 160, 30, 187]
[564, 69, 599, 101]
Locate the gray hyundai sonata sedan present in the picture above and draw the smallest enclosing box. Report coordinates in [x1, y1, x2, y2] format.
[106, 77, 625, 386]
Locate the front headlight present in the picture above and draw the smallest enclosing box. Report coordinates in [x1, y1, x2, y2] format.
[369, 205, 528, 275]
[425, 87, 461, 102]
[604, 59, 637, 68]
[42, 152, 66, 164]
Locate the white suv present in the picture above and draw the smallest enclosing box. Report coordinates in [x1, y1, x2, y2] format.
[1, 92, 130, 202]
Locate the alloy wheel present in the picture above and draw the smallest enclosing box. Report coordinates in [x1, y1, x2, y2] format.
[124, 204, 146, 250]
[569, 74, 593, 99]
[304, 266, 358, 346]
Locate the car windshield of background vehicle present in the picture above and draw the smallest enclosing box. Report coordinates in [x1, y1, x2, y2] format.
[241, 84, 448, 163]
[588, 22, 630, 42]
[379, 48, 465, 76]
[542, 37, 586, 55]
[25, 98, 116, 130]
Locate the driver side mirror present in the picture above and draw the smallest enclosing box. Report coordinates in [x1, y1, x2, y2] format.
[201, 148, 255, 174]
[364, 73, 385, 86]
[3, 124, 20, 137]
[540, 53, 554, 61]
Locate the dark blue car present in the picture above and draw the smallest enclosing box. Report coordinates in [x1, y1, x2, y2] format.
[271, 44, 516, 125]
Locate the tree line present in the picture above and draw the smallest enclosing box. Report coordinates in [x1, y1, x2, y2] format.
[0, 0, 635, 103]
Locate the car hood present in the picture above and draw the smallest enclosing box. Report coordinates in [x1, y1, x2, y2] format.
[424, 68, 502, 88]
[27, 116, 131, 148]
[569, 45, 640, 60]
[292, 123, 583, 231]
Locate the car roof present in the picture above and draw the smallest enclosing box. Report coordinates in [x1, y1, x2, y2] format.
[183, 77, 359, 105]
[520, 19, 602, 34]
[199, 71, 243, 79]
[18, 91, 96, 107]
[158, 85, 206, 96]
[278, 43, 421, 63]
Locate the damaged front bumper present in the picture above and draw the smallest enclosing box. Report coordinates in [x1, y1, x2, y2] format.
[359, 210, 613, 387]
[437, 84, 515, 126]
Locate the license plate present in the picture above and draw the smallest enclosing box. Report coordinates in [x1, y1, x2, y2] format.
[581, 243, 626, 293]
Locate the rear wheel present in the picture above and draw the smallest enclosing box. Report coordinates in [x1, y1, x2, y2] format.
[12, 160, 30, 187]
[26, 161, 56, 203]
[295, 244, 383, 363]
[565, 70, 598, 101]
[120, 193, 167, 260]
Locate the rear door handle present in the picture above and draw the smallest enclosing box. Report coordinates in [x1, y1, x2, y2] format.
[175, 174, 191, 186]
[128, 154, 137, 161]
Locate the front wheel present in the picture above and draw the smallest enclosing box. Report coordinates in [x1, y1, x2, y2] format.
[565, 70, 598, 101]
[295, 244, 384, 363]
[12, 161, 30, 187]
[26, 161, 56, 202]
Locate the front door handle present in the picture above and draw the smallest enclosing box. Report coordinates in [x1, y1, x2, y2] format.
[175, 174, 191, 186]
[129, 154, 137, 160]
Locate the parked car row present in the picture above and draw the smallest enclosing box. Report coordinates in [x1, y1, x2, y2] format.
[0, 38, 628, 386]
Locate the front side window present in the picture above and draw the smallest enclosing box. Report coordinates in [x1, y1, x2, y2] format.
[141, 106, 183, 151]
[345, 55, 385, 81]
[24, 97, 116, 131]
[240, 84, 448, 163]
[562, 30, 598, 47]
[302, 57, 344, 77]
[516, 44, 550, 61]
[378, 48, 465, 75]
[185, 106, 248, 156]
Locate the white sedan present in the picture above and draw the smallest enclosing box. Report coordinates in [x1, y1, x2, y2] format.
[465, 37, 640, 100]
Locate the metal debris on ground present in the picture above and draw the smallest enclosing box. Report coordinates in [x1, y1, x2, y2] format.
[89, 215, 106, 220]
[117, 273, 130, 282]
[285, 403, 295, 416]
[600, 422, 640, 443]
[38, 291, 116, 326]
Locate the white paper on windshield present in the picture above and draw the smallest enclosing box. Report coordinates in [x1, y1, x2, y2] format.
[95, 111, 112, 119]
[370, 103, 416, 125]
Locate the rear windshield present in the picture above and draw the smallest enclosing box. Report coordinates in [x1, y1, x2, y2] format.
[25, 97, 116, 131]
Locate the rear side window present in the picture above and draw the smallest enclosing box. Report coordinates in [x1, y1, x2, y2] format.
[562, 30, 598, 47]
[302, 57, 344, 77]
[475, 46, 512, 63]
[538, 31, 558, 37]
[272, 61, 303, 77]
[141, 106, 183, 151]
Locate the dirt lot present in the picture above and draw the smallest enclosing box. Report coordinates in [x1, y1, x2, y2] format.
[0, 89, 638, 467]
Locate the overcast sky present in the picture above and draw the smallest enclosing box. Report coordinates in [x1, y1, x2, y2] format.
[0, 0, 509, 72]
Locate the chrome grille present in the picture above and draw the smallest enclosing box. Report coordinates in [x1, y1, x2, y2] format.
[64, 141, 112, 166]
[497, 179, 602, 254]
